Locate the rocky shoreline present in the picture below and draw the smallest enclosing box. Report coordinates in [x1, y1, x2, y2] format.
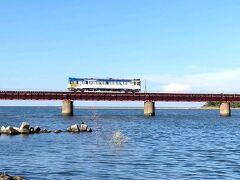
[0, 122, 92, 136]
[0, 122, 92, 180]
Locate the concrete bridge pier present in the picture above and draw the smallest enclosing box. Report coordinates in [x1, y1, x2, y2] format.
[144, 101, 155, 116]
[62, 100, 74, 116]
[220, 102, 231, 117]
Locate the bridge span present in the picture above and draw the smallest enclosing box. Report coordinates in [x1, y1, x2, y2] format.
[0, 90, 238, 117]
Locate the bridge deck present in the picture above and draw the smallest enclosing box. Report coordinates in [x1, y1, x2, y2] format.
[0, 91, 240, 102]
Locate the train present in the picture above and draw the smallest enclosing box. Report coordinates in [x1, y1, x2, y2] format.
[68, 77, 141, 93]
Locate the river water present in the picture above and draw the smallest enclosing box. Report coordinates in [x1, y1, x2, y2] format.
[1, 107, 240, 179]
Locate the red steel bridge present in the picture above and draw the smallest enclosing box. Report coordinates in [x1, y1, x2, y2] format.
[0, 90, 238, 116]
[0, 90, 240, 102]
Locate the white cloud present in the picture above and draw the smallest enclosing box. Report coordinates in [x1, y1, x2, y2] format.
[141, 68, 240, 93]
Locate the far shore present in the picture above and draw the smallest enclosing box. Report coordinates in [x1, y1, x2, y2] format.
[75, 106, 240, 110]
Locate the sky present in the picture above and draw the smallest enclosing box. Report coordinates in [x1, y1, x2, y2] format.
[0, 0, 240, 107]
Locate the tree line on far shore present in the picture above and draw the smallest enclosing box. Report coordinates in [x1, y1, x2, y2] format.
[202, 102, 240, 108]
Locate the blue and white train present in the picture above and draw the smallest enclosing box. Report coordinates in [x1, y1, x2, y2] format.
[68, 77, 141, 93]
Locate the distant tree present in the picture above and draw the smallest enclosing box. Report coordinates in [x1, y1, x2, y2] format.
[203, 102, 240, 108]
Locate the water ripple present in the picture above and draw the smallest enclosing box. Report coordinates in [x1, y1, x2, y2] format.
[1, 107, 240, 179]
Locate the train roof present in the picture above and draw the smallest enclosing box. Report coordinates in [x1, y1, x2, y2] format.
[68, 77, 140, 82]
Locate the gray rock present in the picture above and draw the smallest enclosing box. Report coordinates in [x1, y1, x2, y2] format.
[79, 123, 88, 132]
[13, 127, 20, 133]
[87, 127, 92, 132]
[29, 127, 35, 134]
[70, 124, 80, 133]
[13, 176, 25, 180]
[40, 129, 51, 133]
[0, 172, 25, 180]
[0, 172, 12, 180]
[34, 126, 41, 133]
[1, 126, 20, 135]
[54, 130, 62, 134]
[66, 127, 71, 132]
[19, 122, 30, 134]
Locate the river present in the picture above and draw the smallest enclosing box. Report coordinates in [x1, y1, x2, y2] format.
[1, 107, 240, 179]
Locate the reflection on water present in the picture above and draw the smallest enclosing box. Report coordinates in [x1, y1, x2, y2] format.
[1, 107, 240, 179]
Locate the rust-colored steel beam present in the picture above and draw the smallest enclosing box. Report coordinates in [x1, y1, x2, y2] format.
[0, 91, 240, 102]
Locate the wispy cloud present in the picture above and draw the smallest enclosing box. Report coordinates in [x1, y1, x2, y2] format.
[141, 68, 240, 93]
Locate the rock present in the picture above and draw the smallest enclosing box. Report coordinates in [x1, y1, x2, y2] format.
[79, 123, 88, 132]
[34, 126, 41, 133]
[29, 127, 35, 134]
[0, 172, 25, 180]
[40, 129, 51, 133]
[70, 124, 80, 133]
[54, 130, 62, 134]
[13, 127, 20, 132]
[87, 127, 92, 132]
[1, 126, 20, 135]
[19, 122, 30, 134]
[66, 127, 71, 132]
[0, 172, 12, 180]
[1, 126, 6, 132]
[13, 176, 25, 180]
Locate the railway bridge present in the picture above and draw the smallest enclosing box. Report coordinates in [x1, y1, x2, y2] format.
[0, 90, 239, 117]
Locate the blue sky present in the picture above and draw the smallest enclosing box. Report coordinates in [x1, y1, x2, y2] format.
[0, 0, 240, 107]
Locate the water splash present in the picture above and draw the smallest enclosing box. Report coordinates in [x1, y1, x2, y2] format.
[109, 130, 128, 146]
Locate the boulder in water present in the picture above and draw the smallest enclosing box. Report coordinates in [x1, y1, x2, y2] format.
[70, 124, 80, 133]
[34, 126, 41, 133]
[29, 127, 35, 134]
[19, 122, 30, 134]
[87, 127, 92, 132]
[66, 127, 71, 132]
[54, 129, 62, 134]
[0, 172, 25, 180]
[40, 129, 51, 133]
[80, 123, 88, 132]
[1, 126, 20, 135]
[67, 123, 92, 133]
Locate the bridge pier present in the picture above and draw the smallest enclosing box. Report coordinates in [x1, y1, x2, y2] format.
[144, 101, 155, 116]
[62, 100, 74, 116]
[220, 102, 231, 117]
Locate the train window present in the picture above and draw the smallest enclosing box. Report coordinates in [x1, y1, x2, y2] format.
[85, 81, 88, 84]
[106, 81, 109, 85]
[137, 82, 140, 85]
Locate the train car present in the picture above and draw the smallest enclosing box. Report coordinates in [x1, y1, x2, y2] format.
[68, 77, 141, 93]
